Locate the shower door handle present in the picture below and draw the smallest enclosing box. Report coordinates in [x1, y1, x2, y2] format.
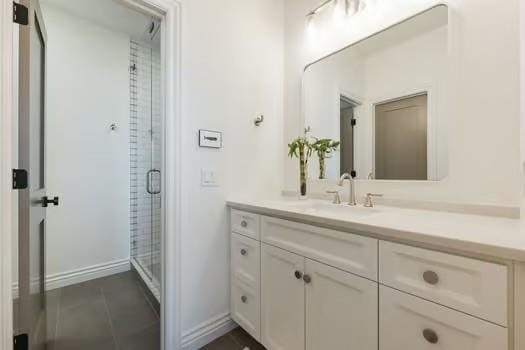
[146, 169, 161, 194]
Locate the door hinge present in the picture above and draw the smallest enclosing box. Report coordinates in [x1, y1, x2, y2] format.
[13, 2, 28, 25]
[13, 334, 28, 350]
[12, 169, 28, 190]
[351, 119, 356, 126]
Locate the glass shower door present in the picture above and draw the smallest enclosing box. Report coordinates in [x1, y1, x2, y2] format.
[130, 41, 161, 300]
[149, 47, 162, 291]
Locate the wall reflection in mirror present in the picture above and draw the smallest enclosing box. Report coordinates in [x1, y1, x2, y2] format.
[303, 5, 449, 181]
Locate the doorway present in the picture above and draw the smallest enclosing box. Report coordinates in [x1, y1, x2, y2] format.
[11, 1, 173, 349]
[339, 95, 358, 176]
[374, 93, 428, 180]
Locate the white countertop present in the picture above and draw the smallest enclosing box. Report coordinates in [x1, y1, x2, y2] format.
[227, 197, 525, 262]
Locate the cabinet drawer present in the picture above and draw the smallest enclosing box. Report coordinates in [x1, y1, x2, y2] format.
[231, 209, 260, 239]
[379, 241, 508, 326]
[379, 286, 507, 350]
[231, 279, 260, 341]
[261, 216, 378, 280]
[231, 232, 260, 289]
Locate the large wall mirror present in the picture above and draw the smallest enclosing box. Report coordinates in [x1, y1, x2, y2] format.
[303, 5, 449, 181]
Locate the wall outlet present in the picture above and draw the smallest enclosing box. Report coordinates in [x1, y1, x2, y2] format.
[201, 168, 219, 187]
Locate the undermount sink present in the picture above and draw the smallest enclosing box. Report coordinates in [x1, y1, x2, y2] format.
[279, 200, 381, 218]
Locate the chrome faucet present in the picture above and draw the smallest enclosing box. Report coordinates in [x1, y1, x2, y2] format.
[338, 173, 356, 206]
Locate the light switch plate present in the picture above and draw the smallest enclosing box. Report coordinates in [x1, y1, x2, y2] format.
[201, 168, 219, 187]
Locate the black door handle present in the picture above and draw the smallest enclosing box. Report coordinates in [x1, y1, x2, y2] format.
[42, 196, 59, 207]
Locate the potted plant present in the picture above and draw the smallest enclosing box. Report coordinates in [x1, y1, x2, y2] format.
[312, 138, 340, 179]
[288, 136, 313, 198]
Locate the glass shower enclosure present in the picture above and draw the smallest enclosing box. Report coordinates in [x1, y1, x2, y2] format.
[129, 40, 162, 300]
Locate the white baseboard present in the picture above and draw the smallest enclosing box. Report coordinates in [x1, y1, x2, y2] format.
[12, 258, 130, 298]
[181, 312, 237, 350]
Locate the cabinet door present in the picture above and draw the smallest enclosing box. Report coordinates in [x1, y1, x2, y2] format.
[305, 259, 378, 350]
[261, 244, 305, 350]
[379, 286, 508, 350]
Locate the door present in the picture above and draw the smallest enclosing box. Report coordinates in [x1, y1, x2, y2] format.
[340, 98, 355, 176]
[375, 94, 428, 180]
[16, 1, 51, 349]
[305, 259, 378, 350]
[261, 244, 305, 350]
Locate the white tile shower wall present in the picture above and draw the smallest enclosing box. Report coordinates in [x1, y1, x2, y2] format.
[129, 41, 162, 288]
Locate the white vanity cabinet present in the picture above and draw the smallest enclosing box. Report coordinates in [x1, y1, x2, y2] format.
[229, 209, 511, 350]
[260, 243, 378, 350]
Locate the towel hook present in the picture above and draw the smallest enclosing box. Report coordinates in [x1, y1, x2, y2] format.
[254, 115, 264, 126]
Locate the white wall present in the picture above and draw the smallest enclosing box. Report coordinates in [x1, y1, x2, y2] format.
[42, 6, 130, 277]
[179, 0, 284, 337]
[285, 0, 521, 208]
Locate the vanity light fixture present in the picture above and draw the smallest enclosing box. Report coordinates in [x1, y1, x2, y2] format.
[307, 0, 364, 19]
[307, 0, 332, 17]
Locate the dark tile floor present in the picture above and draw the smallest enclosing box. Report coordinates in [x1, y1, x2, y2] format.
[46, 271, 160, 350]
[41, 271, 263, 350]
[201, 327, 266, 350]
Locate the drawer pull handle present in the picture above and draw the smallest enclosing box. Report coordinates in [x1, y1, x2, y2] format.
[241, 295, 248, 303]
[303, 274, 312, 284]
[422, 329, 439, 344]
[294, 270, 303, 279]
[423, 270, 439, 285]
[240, 220, 248, 228]
[240, 249, 247, 256]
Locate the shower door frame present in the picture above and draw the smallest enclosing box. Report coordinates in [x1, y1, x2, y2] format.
[0, 0, 183, 349]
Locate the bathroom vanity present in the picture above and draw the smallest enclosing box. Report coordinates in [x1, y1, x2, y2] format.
[228, 199, 525, 350]
[227, 3, 525, 350]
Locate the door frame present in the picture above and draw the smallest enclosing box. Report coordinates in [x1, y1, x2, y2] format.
[0, 0, 183, 349]
[337, 90, 361, 178]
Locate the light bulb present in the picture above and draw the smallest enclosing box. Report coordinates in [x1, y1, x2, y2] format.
[333, 0, 346, 22]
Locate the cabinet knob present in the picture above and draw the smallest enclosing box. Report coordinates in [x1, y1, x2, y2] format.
[241, 295, 248, 303]
[240, 220, 248, 228]
[303, 274, 312, 284]
[423, 270, 439, 285]
[240, 249, 247, 256]
[422, 328, 439, 344]
[294, 270, 303, 279]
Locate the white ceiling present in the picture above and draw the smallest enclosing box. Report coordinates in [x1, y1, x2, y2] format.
[41, 0, 160, 43]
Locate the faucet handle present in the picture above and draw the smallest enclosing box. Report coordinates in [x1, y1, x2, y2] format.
[364, 193, 383, 208]
[326, 190, 342, 204]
